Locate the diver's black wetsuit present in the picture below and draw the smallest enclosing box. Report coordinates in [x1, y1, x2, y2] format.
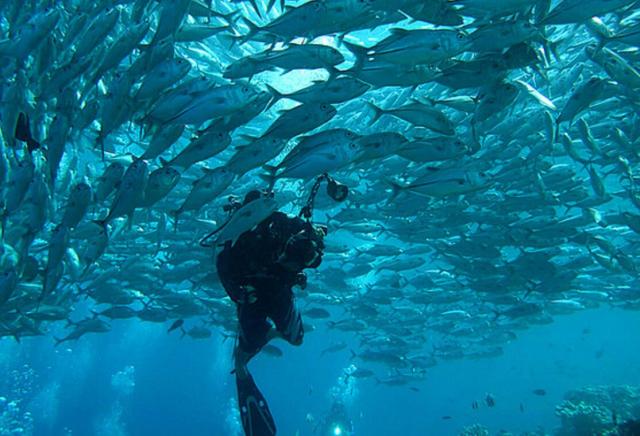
[216, 211, 324, 357]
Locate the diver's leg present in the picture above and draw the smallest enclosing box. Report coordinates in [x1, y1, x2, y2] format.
[235, 301, 271, 379]
[270, 289, 304, 346]
[235, 302, 278, 436]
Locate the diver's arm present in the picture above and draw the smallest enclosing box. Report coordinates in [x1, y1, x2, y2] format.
[276, 219, 326, 272]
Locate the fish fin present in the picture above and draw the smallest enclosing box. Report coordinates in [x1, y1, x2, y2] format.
[365, 101, 385, 125]
[238, 134, 258, 143]
[159, 157, 170, 167]
[389, 27, 410, 36]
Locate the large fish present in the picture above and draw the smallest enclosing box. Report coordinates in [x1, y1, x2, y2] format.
[215, 197, 279, 246]
[389, 167, 492, 199]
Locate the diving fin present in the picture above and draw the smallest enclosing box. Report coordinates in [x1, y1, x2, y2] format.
[236, 371, 276, 436]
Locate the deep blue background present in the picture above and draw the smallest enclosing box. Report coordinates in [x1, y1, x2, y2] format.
[1, 306, 638, 435]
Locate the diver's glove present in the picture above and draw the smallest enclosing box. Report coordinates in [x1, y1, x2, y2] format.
[294, 272, 307, 290]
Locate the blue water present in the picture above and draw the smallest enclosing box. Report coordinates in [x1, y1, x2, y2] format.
[2, 1, 640, 435]
[2, 306, 638, 435]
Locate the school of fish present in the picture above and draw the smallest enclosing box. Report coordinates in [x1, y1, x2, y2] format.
[1, 0, 640, 386]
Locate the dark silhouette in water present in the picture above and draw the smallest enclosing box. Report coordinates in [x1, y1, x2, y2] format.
[14, 112, 40, 153]
[217, 189, 326, 436]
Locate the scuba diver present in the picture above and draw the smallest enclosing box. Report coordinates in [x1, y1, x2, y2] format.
[317, 399, 354, 436]
[207, 174, 347, 436]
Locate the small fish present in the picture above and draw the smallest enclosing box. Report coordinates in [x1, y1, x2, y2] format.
[532, 389, 546, 396]
[167, 319, 184, 333]
[262, 344, 284, 357]
[303, 307, 331, 319]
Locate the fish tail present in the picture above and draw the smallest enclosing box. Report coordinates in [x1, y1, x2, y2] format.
[259, 164, 278, 189]
[97, 131, 106, 161]
[221, 332, 235, 342]
[365, 101, 384, 125]
[217, 32, 242, 50]
[0, 209, 6, 240]
[326, 65, 340, 81]
[264, 84, 284, 111]
[169, 209, 181, 232]
[220, 9, 243, 25]
[342, 41, 367, 72]
[385, 178, 404, 202]
[14, 112, 31, 142]
[92, 219, 108, 229]
[240, 17, 261, 44]
[126, 212, 135, 230]
[266, 0, 278, 14]
[492, 310, 501, 322]
[244, 0, 262, 18]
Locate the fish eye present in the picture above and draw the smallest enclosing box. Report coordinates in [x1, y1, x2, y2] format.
[456, 33, 465, 39]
